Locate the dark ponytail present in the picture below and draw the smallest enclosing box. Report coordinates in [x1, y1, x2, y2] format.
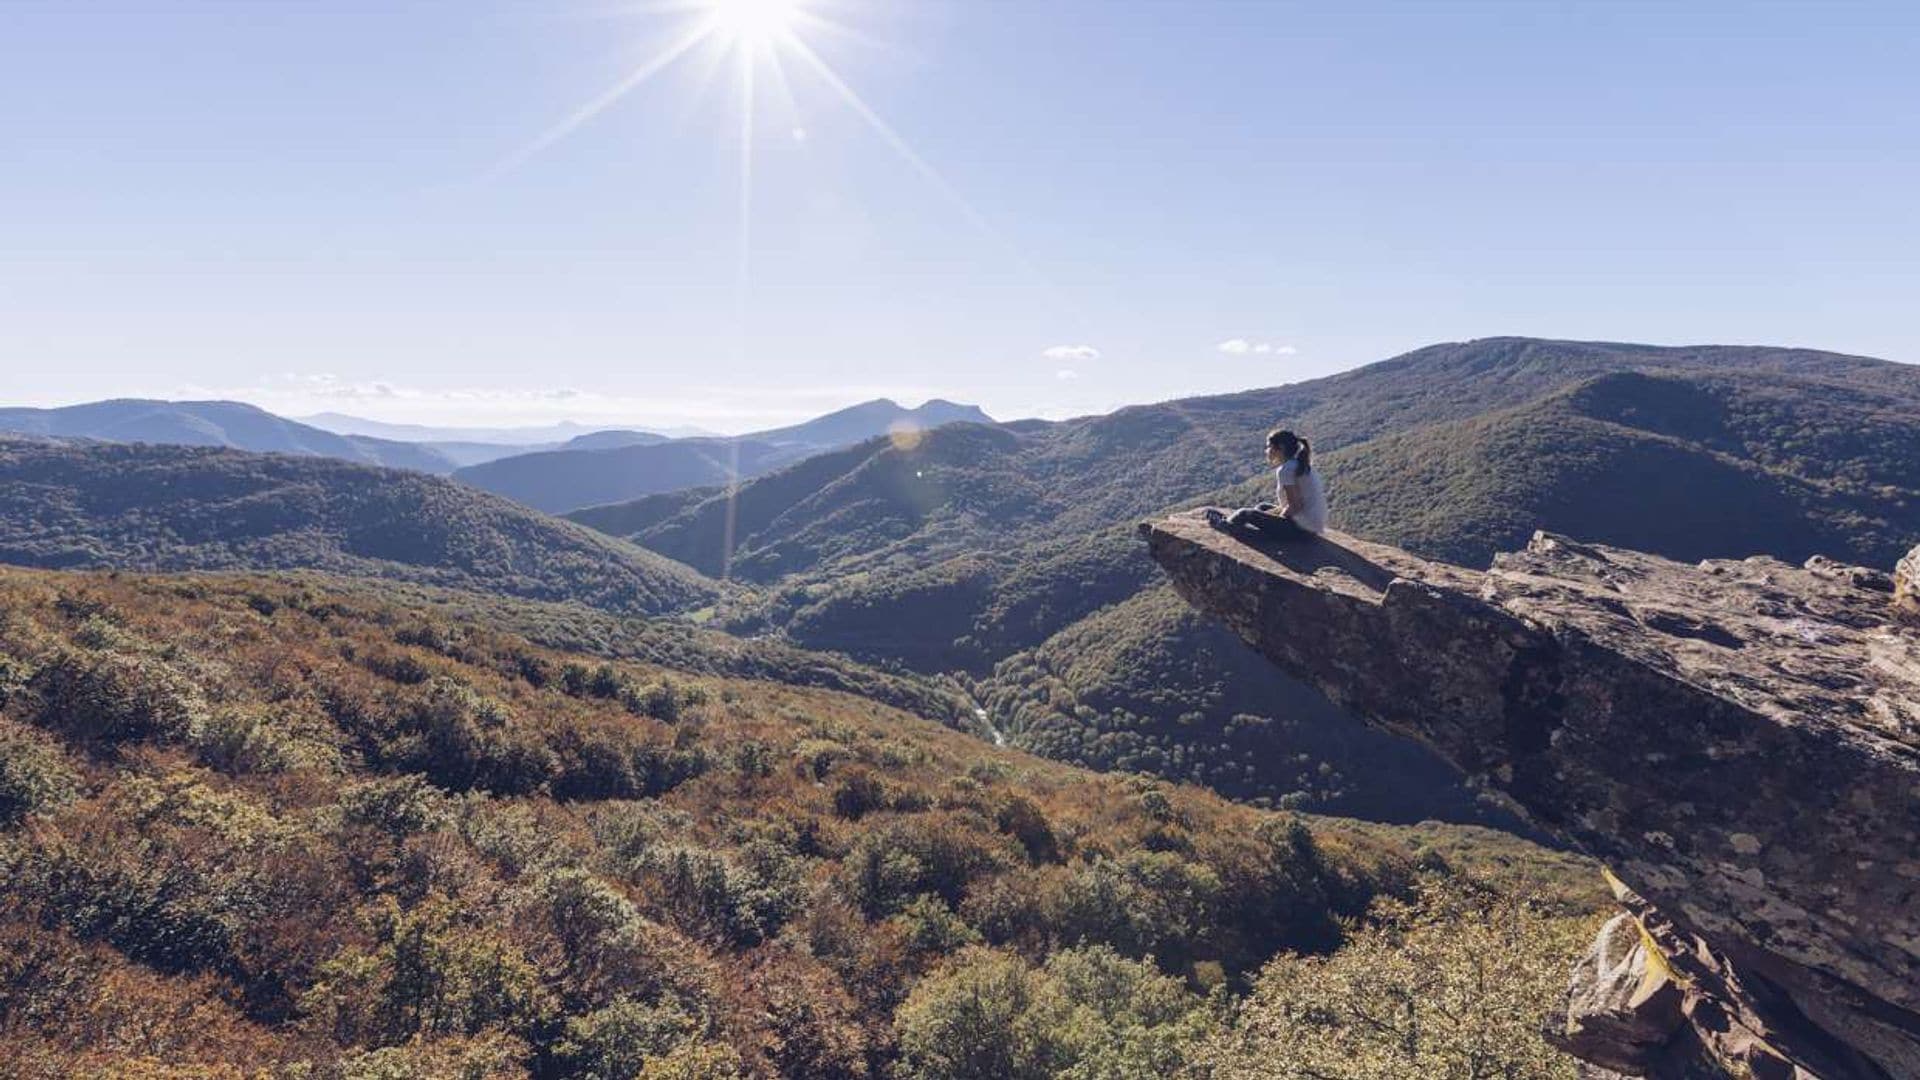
[1267, 428, 1311, 475]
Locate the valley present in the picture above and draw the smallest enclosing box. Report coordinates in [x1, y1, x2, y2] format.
[4, 336, 1916, 1078]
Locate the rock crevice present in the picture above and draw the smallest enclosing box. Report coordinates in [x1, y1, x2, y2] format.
[1143, 513, 1920, 1079]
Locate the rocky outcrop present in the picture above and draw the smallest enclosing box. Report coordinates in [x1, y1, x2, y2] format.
[1142, 513, 1920, 1079]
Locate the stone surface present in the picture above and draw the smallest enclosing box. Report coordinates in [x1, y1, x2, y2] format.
[1898, 546, 1919, 623]
[1142, 513, 1920, 1079]
[1550, 912, 1686, 1074]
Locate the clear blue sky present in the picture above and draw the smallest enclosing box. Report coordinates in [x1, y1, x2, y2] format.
[4, 0, 1917, 431]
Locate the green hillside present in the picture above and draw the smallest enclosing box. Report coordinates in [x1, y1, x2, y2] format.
[1328, 369, 1920, 567]
[588, 340, 1920, 658]
[0, 439, 718, 618]
[564, 339, 1920, 820]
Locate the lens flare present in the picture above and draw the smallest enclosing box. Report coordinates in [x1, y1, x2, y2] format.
[888, 419, 926, 452]
[706, 0, 803, 42]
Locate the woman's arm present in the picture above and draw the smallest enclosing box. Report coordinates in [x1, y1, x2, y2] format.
[1278, 480, 1303, 518]
[1276, 461, 1303, 517]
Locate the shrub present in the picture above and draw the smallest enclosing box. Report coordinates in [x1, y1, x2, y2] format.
[301, 899, 552, 1046]
[335, 1032, 529, 1079]
[894, 945, 1205, 1080]
[191, 705, 338, 775]
[338, 775, 454, 837]
[1190, 880, 1590, 1079]
[635, 1041, 747, 1080]
[551, 997, 705, 1080]
[0, 718, 81, 825]
[644, 844, 798, 947]
[31, 646, 207, 745]
[831, 768, 890, 820]
[890, 895, 981, 962]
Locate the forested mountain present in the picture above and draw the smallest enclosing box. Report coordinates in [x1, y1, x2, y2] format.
[569, 338, 1920, 813]
[0, 399, 468, 473]
[455, 399, 999, 514]
[1325, 367, 1920, 566]
[0, 439, 717, 617]
[0, 566, 1598, 1077]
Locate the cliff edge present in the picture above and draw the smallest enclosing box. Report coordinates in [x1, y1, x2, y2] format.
[1143, 511, 1920, 1078]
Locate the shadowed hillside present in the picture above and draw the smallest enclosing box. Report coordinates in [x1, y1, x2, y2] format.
[976, 585, 1503, 824]
[0, 439, 718, 617]
[452, 437, 806, 515]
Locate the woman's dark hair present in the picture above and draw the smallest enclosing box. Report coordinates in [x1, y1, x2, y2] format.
[1267, 428, 1311, 475]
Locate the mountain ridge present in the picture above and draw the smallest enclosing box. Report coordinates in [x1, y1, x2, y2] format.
[0, 398, 468, 473]
[0, 437, 718, 617]
[455, 397, 1001, 514]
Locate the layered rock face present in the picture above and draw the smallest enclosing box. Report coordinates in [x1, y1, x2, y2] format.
[1143, 514, 1920, 1079]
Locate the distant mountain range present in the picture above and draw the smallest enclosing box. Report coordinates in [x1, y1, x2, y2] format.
[0, 397, 995, 504]
[0, 399, 468, 472]
[450, 398, 996, 513]
[296, 412, 716, 444]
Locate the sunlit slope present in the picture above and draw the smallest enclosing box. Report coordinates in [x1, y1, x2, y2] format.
[0, 438, 718, 617]
[0, 565, 1594, 1075]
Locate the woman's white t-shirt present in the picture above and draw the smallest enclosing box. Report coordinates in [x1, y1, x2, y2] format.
[1277, 459, 1328, 534]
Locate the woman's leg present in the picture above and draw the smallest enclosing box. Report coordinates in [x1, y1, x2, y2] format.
[1227, 507, 1307, 539]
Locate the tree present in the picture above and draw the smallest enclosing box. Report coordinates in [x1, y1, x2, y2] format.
[894, 945, 1207, 1080]
[1191, 881, 1590, 1079]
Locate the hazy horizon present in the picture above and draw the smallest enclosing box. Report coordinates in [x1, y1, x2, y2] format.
[4, 330, 1914, 439]
[6, 0, 1918, 431]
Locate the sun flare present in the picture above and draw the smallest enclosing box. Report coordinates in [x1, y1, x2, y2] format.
[705, 0, 804, 42]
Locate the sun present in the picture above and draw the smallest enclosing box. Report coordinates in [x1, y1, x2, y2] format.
[705, 0, 804, 43]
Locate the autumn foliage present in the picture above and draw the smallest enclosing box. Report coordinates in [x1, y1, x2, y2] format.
[0, 569, 1589, 1078]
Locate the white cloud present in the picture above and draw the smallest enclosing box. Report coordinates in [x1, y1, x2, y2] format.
[1042, 344, 1100, 363]
[1216, 338, 1298, 357]
[1055, 369, 1079, 381]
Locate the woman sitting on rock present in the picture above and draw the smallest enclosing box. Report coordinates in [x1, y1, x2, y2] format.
[1206, 428, 1327, 540]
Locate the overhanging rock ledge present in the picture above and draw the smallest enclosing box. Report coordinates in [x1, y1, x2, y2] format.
[1143, 512, 1920, 1079]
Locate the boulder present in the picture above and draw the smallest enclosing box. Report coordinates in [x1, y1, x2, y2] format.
[1142, 512, 1920, 1078]
[1550, 911, 1686, 1074]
